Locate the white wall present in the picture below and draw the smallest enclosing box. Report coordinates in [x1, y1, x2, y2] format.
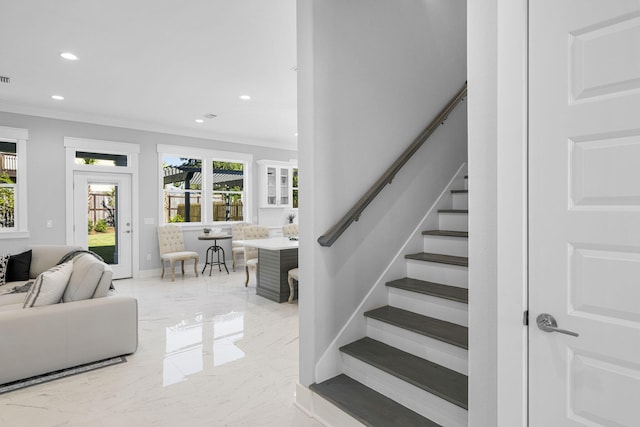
[468, 0, 528, 425]
[467, 0, 498, 425]
[297, 0, 467, 386]
[0, 111, 297, 272]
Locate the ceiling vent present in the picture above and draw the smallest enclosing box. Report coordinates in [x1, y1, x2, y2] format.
[0, 76, 11, 84]
[203, 113, 217, 119]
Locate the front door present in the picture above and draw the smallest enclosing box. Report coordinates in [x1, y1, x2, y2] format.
[73, 172, 133, 279]
[529, 1, 640, 425]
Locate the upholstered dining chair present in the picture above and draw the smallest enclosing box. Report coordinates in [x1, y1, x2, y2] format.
[157, 224, 199, 281]
[287, 267, 299, 304]
[241, 225, 270, 286]
[231, 222, 249, 272]
[282, 223, 298, 238]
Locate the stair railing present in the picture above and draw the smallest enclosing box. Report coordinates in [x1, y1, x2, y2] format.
[317, 82, 467, 247]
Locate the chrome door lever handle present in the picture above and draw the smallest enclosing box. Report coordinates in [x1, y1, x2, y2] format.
[536, 313, 579, 337]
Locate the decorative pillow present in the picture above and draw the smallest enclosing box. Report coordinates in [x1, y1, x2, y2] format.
[23, 261, 73, 308]
[7, 250, 32, 282]
[63, 254, 106, 302]
[0, 253, 9, 286]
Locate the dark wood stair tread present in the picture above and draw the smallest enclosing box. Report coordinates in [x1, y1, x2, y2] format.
[310, 374, 441, 427]
[422, 230, 468, 238]
[438, 209, 468, 213]
[386, 277, 468, 304]
[340, 337, 468, 409]
[365, 306, 468, 349]
[451, 189, 468, 194]
[405, 252, 468, 267]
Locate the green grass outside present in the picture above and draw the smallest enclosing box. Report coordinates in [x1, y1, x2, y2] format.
[88, 231, 115, 264]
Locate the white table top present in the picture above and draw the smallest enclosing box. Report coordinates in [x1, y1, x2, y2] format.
[236, 237, 299, 250]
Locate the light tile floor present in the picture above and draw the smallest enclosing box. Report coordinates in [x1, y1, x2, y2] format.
[0, 270, 322, 427]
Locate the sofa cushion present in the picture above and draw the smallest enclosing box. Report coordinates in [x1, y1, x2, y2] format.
[0, 292, 27, 307]
[28, 245, 81, 279]
[92, 265, 114, 298]
[63, 254, 106, 302]
[7, 250, 32, 282]
[23, 261, 73, 308]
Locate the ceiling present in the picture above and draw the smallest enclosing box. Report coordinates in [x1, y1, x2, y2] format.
[0, 0, 297, 150]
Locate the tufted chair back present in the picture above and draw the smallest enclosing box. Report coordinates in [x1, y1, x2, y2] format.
[158, 225, 186, 255]
[231, 222, 249, 242]
[282, 223, 298, 238]
[242, 225, 270, 261]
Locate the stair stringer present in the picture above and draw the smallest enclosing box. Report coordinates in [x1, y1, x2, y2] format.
[313, 163, 468, 384]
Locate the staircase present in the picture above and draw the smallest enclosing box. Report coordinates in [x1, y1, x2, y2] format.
[310, 176, 469, 427]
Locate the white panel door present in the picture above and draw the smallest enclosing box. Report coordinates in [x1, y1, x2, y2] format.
[529, 1, 640, 426]
[73, 172, 133, 279]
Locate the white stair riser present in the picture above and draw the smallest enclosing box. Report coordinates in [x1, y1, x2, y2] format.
[366, 319, 468, 375]
[438, 212, 468, 232]
[388, 287, 468, 326]
[342, 355, 468, 427]
[406, 260, 468, 288]
[311, 393, 366, 427]
[452, 193, 468, 210]
[423, 235, 468, 257]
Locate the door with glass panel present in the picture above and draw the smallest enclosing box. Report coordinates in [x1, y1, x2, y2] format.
[73, 172, 132, 279]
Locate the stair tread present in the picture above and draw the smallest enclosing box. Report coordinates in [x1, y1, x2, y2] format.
[340, 337, 468, 409]
[405, 252, 468, 267]
[310, 374, 441, 427]
[438, 209, 468, 213]
[451, 189, 468, 194]
[365, 305, 468, 349]
[386, 277, 468, 303]
[422, 230, 468, 238]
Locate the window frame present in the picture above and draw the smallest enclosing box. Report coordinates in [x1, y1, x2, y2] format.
[0, 126, 28, 238]
[157, 145, 253, 227]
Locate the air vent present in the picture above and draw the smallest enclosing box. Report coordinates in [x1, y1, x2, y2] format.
[0, 76, 10, 84]
[203, 113, 217, 119]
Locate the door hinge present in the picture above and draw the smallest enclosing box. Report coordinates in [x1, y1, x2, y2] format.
[523, 310, 529, 326]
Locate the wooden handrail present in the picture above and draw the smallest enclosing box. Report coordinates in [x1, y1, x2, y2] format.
[317, 82, 467, 247]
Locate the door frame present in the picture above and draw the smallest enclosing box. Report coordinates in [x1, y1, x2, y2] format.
[64, 137, 140, 278]
[468, 0, 529, 425]
[73, 171, 133, 278]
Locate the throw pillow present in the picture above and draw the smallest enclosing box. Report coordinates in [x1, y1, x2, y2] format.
[6, 250, 32, 282]
[0, 253, 9, 286]
[63, 254, 106, 302]
[23, 261, 73, 308]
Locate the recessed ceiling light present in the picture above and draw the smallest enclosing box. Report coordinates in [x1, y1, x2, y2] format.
[195, 119, 204, 123]
[239, 95, 251, 100]
[294, 133, 298, 137]
[60, 52, 78, 60]
[51, 95, 64, 100]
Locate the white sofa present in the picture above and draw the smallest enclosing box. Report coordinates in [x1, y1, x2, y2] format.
[0, 245, 138, 385]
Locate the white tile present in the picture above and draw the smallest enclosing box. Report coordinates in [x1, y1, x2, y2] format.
[0, 271, 317, 427]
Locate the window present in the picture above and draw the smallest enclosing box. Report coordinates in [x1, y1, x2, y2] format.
[158, 145, 252, 225]
[212, 161, 244, 222]
[75, 151, 128, 167]
[0, 141, 17, 229]
[0, 126, 28, 237]
[162, 156, 203, 223]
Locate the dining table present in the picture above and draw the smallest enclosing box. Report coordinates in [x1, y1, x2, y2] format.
[236, 237, 298, 303]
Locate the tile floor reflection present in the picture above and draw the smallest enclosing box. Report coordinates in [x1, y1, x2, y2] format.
[0, 271, 321, 427]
